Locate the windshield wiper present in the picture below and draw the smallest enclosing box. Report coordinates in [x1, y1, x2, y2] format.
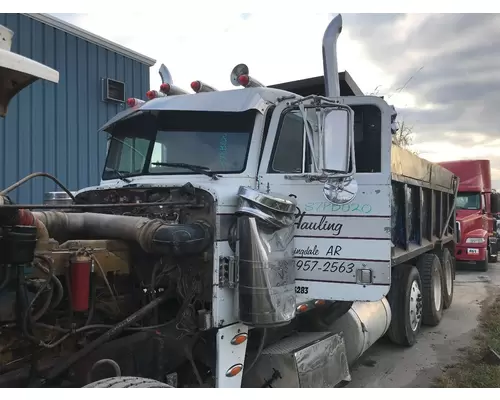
[151, 162, 221, 179]
[105, 167, 132, 183]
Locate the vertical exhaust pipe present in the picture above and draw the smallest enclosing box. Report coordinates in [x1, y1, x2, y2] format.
[322, 14, 343, 97]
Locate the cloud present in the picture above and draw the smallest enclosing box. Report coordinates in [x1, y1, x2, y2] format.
[343, 13, 500, 187]
[344, 13, 500, 138]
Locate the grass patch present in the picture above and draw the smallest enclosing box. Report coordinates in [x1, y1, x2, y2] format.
[435, 293, 500, 388]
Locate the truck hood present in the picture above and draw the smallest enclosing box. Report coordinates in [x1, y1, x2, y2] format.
[456, 209, 481, 220]
[75, 174, 258, 213]
[456, 209, 485, 242]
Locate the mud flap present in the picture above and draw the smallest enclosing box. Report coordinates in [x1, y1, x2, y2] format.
[242, 331, 350, 388]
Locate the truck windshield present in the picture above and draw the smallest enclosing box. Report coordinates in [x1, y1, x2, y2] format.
[456, 192, 481, 210]
[103, 110, 255, 180]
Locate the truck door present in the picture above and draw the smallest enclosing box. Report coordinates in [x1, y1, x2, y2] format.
[256, 97, 393, 303]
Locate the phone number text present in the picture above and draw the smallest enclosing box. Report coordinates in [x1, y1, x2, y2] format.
[296, 259, 355, 274]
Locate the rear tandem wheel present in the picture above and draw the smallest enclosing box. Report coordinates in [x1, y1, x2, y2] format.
[438, 248, 454, 310]
[386, 264, 423, 347]
[417, 253, 444, 327]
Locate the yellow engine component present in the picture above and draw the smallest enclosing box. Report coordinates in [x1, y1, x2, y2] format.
[34, 239, 130, 277]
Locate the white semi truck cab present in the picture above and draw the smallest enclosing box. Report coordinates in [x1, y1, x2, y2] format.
[0, 14, 457, 389]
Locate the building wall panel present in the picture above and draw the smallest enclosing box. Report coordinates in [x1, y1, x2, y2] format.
[0, 13, 151, 203]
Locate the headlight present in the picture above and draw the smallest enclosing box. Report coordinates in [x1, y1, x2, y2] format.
[466, 237, 486, 244]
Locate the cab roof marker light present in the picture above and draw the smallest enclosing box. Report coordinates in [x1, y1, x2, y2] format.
[126, 98, 145, 107]
[230, 63, 265, 88]
[190, 80, 218, 93]
[159, 83, 171, 94]
[159, 82, 190, 96]
[146, 90, 167, 100]
[157, 63, 189, 96]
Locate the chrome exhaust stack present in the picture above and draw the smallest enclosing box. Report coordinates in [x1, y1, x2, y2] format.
[322, 14, 343, 97]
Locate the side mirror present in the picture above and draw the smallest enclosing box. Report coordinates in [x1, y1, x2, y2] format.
[319, 106, 358, 205]
[287, 99, 357, 205]
[492, 192, 500, 214]
[321, 107, 352, 174]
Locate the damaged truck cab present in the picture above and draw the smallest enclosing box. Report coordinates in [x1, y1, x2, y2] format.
[0, 15, 457, 389]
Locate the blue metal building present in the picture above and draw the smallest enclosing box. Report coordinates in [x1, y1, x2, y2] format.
[0, 13, 156, 204]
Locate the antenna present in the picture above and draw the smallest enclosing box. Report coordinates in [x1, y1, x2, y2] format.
[230, 63, 265, 88]
[322, 14, 342, 97]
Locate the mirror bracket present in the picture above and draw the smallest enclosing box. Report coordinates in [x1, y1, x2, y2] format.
[282, 95, 358, 204]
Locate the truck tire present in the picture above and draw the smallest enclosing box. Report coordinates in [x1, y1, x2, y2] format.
[488, 241, 497, 263]
[84, 376, 173, 388]
[475, 246, 490, 272]
[418, 253, 444, 326]
[476, 254, 488, 272]
[438, 248, 454, 310]
[386, 264, 423, 347]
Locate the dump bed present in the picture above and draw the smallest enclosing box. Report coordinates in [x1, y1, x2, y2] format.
[390, 145, 458, 264]
[269, 71, 364, 97]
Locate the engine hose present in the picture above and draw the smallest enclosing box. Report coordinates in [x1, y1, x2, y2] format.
[0, 172, 77, 203]
[20, 257, 71, 348]
[33, 211, 213, 257]
[48, 274, 63, 310]
[32, 257, 64, 318]
[22, 261, 58, 346]
[35, 320, 175, 334]
[44, 291, 170, 381]
[85, 272, 96, 326]
[31, 283, 53, 322]
[33, 255, 64, 311]
[243, 328, 267, 376]
[64, 266, 74, 326]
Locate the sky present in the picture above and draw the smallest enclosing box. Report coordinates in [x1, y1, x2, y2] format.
[52, 12, 500, 187]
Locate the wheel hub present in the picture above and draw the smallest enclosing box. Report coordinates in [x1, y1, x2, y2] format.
[409, 280, 423, 331]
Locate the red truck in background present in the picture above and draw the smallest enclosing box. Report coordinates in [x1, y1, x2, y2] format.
[439, 159, 500, 271]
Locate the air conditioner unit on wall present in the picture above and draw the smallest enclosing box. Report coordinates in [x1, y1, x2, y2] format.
[103, 78, 125, 103]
